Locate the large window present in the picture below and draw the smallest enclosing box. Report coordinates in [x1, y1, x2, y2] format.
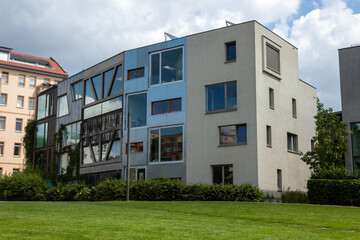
[150, 47, 183, 85]
[128, 93, 147, 128]
[57, 95, 69, 117]
[30, 77, 36, 88]
[150, 126, 183, 162]
[0, 117, 5, 130]
[351, 123, 360, 174]
[0, 93, 7, 106]
[36, 123, 48, 148]
[225, 42, 236, 62]
[206, 81, 237, 112]
[71, 81, 82, 101]
[14, 143, 21, 157]
[213, 164, 233, 185]
[219, 124, 247, 145]
[128, 67, 144, 80]
[152, 98, 181, 115]
[18, 75, 25, 87]
[266, 43, 280, 73]
[28, 97, 35, 109]
[15, 119, 22, 132]
[17, 96, 24, 108]
[0, 142, 3, 156]
[1, 72, 8, 84]
[62, 122, 81, 146]
[287, 132, 298, 152]
[84, 96, 122, 119]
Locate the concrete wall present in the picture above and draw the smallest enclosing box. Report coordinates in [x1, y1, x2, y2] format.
[186, 21, 258, 185]
[254, 22, 316, 192]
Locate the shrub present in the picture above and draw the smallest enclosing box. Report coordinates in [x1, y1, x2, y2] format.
[307, 179, 360, 206]
[92, 178, 126, 201]
[46, 182, 90, 201]
[281, 188, 309, 203]
[311, 166, 357, 180]
[0, 171, 48, 201]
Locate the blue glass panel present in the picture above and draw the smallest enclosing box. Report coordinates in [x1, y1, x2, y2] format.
[85, 80, 95, 105]
[227, 43, 236, 61]
[152, 100, 169, 115]
[128, 93, 147, 127]
[237, 125, 247, 143]
[207, 84, 225, 111]
[161, 126, 182, 162]
[110, 65, 122, 96]
[171, 98, 181, 112]
[91, 74, 101, 100]
[226, 82, 237, 109]
[103, 69, 114, 98]
[161, 48, 183, 83]
[150, 54, 160, 85]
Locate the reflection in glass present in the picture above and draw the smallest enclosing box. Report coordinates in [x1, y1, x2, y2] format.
[150, 54, 160, 85]
[92, 74, 102, 100]
[83, 96, 122, 119]
[171, 99, 181, 112]
[108, 140, 121, 161]
[226, 82, 237, 109]
[72, 81, 83, 100]
[83, 147, 92, 164]
[137, 168, 145, 180]
[161, 126, 182, 161]
[36, 123, 45, 148]
[103, 69, 114, 98]
[161, 48, 183, 83]
[128, 93, 147, 127]
[58, 95, 69, 117]
[150, 129, 159, 162]
[224, 165, 233, 184]
[220, 126, 236, 144]
[85, 80, 95, 104]
[152, 100, 169, 115]
[102, 143, 109, 161]
[207, 84, 225, 111]
[37, 95, 46, 119]
[110, 65, 122, 96]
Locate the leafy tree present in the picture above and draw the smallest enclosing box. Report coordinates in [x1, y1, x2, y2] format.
[301, 99, 350, 173]
[22, 120, 36, 169]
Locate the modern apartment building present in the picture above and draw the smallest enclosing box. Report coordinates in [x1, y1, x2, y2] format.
[0, 46, 67, 175]
[339, 45, 360, 174]
[36, 20, 316, 193]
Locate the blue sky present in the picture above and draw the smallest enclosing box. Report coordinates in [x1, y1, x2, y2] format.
[0, 0, 359, 111]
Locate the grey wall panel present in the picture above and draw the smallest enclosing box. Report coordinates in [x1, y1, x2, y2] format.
[147, 163, 186, 181]
[83, 53, 123, 80]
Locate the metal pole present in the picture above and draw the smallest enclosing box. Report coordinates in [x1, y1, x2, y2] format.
[126, 108, 131, 201]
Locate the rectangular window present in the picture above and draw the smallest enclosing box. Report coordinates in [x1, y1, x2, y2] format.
[206, 81, 237, 112]
[0, 117, 5, 130]
[71, 81, 83, 101]
[266, 125, 272, 147]
[292, 98, 297, 118]
[0, 168, 2, 176]
[15, 119, 22, 132]
[62, 122, 81, 147]
[219, 124, 247, 145]
[0, 142, 3, 156]
[128, 93, 147, 128]
[269, 88, 274, 109]
[1, 72, 8, 84]
[18, 75, 25, 87]
[17, 96, 24, 108]
[0, 93, 7, 106]
[152, 98, 181, 115]
[213, 164, 233, 185]
[149, 126, 183, 162]
[30, 77, 36, 88]
[277, 169, 282, 191]
[14, 143, 21, 157]
[13, 168, 19, 174]
[287, 133, 298, 152]
[311, 140, 315, 151]
[57, 95, 69, 117]
[266, 43, 280, 73]
[126, 142, 144, 154]
[225, 42, 236, 62]
[128, 67, 145, 80]
[150, 47, 183, 85]
[28, 97, 35, 109]
[44, 79, 50, 84]
[36, 123, 48, 148]
[37, 94, 47, 119]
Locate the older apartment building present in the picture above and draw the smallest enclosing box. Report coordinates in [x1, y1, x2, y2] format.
[0, 46, 67, 175]
[36, 20, 316, 193]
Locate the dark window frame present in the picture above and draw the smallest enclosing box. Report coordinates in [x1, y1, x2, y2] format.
[269, 88, 274, 109]
[219, 124, 247, 146]
[225, 41, 236, 62]
[206, 81, 237, 113]
[151, 98, 182, 115]
[212, 164, 233, 185]
[287, 132, 298, 153]
[127, 67, 145, 80]
[266, 125, 272, 147]
[266, 43, 280, 74]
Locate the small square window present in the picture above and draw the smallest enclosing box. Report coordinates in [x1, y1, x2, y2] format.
[128, 67, 145, 80]
[269, 88, 274, 109]
[30, 77, 36, 88]
[292, 98, 297, 118]
[0, 93, 7, 106]
[17, 96, 24, 108]
[219, 124, 247, 146]
[1, 72, 8, 84]
[287, 133, 298, 153]
[14, 143, 21, 157]
[226, 42, 236, 62]
[266, 125, 272, 147]
[15, 119, 22, 132]
[18, 75, 25, 87]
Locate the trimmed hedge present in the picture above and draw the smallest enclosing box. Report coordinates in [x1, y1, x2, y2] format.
[307, 179, 360, 206]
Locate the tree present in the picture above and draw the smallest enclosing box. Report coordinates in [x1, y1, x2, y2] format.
[301, 98, 351, 173]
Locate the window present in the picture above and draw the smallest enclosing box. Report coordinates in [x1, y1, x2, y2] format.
[206, 81, 237, 112]
[311, 140, 315, 152]
[18, 75, 25, 87]
[219, 124, 247, 145]
[30, 77, 36, 88]
[266, 125, 272, 147]
[0, 117, 5, 130]
[287, 133, 298, 152]
[129, 167, 146, 180]
[14, 143, 21, 157]
[28, 97, 35, 109]
[269, 88, 274, 109]
[62, 122, 81, 146]
[83, 96, 122, 119]
[225, 42, 236, 62]
[277, 169, 282, 191]
[128, 67, 145, 80]
[150, 126, 183, 162]
[1, 72, 8, 84]
[0, 142, 3, 156]
[71, 81, 83, 101]
[152, 98, 181, 115]
[128, 93, 147, 128]
[36, 123, 48, 148]
[13, 169, 19, 174]
[57, 95, 69, 117]
[150, 47, 183, 85]
[126, 142, 144, 154]
[17, 96, 24, 108]
[44, 79, 50, 84]
[15, 119, 22, 132]
[266, 43, 280, 73]
[213, 164, 233, 185]
[292, 98, 297, 118]
[0, 93, 7, 106]
[0, 168, 2, 176]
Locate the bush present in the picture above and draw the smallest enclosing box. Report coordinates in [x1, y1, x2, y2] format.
[311, 166, 357, 180]
[0, 171, 48, 201]
[307, 179, 360, 206]
[46, 182, 90, 201]
[281, 188, 309, 203]
[92, 178, 126, 201]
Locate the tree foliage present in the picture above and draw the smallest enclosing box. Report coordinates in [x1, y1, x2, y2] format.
[22, 120, 36, 169]
[301, 99, 350, 173]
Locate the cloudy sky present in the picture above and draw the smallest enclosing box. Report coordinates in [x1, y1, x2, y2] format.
[1, 0, 359, 111]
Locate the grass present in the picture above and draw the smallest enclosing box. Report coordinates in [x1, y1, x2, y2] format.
[0, 201, 359, 239]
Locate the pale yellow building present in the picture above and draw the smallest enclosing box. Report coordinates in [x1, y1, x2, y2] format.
[0, 46, 67, 175]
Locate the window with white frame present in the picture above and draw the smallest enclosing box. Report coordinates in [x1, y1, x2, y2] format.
[28, 97, 35, 109]
[0, 117, 5, 130]
[15, 119, 22, 132]
[150, 47, 183, 85]
[0, 93, 7, 106]
[18, 75, 25, 87]
[30, 77, 36, 88]
[287, 132, 298, 152]
[17, 96, 24, 108]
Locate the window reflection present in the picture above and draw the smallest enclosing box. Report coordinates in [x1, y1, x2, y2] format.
[85, 80, 95, 104]
[110, 65, 122, 96]
[128, 93, 147, 128]
[103, 69, 114, 98]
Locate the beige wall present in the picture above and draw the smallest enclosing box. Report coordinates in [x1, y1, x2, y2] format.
[0, 67, 63, 175]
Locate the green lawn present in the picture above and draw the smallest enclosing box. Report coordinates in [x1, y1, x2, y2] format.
[0, 201, 359, 239]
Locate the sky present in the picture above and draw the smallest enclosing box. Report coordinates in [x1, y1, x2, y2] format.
[0, 0, 359, 111]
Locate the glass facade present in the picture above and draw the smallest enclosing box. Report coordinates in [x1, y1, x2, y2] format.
[84, 96, 122, 119]
[109, 65, 122, 96]
[36, 123, 48, 148]
[150, 126, 183, 162]
[72, 81, 82, 101]
[63, 122, 81, 146]
[58, 95, 69, 117]
[103, 69, 114, 98]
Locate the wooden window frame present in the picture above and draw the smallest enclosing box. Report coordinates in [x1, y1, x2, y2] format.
[151, 98, 181, 115]
[127, 67, 144, 80]
[126, 142, 144, 154]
